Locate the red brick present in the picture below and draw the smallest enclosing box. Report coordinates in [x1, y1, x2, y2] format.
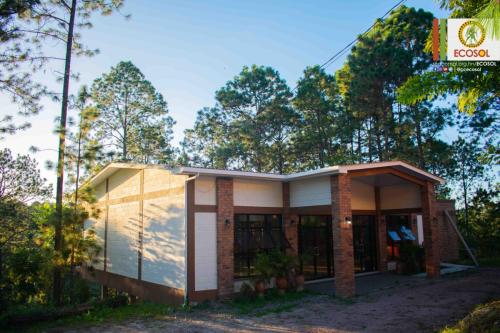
[331, 174, 355, 297]
[421, 181, 440, 278]
[216, 177, 234, 297]
[283, 182, 298, 255]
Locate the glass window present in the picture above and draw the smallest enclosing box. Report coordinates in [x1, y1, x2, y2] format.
[234, 214, 284, 278]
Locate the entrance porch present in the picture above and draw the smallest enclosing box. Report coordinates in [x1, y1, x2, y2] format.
[289, 166, 442, 298]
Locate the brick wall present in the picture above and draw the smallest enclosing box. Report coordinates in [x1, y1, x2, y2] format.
[375, 187, 387, 272]
[436, 200, 459, 262]
[283, 182, 298, 255]
[421, 181, 440, 278]
[331, 174, 355, 297]
[216, 177, 234, 297]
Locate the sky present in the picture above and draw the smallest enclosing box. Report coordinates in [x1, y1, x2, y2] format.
[0, 0, 450, 188]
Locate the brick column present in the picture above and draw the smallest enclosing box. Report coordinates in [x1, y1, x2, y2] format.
[375, 187, 387, 272]
[331, 174, 355, 298]
[216, 177, 234, 297]
[421, 181, 440, 278]
[283, 182, 298, 255]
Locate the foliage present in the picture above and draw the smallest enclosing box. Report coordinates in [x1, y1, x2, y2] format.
[91, 61, 176, 164]
[449, 137, 487, 231]
[0, 148, 50, 254]
[214, 64, 295, 173]
[0, 299, 175, 332]
[457, 186, 500, 258]
[440, 300, 500, 333]
[254, 251, 275, 283]
[254, 251, 297, 281]
[293, 65, 347, 169]
[398, 0, 500, 117]
[398, 243, 425, 274]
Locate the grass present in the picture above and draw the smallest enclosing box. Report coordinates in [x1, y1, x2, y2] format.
[228, 289, 313, 316]
[452, 256, 500, 268]
[440, 300, 500, 333]
[1, 301, 177, 333]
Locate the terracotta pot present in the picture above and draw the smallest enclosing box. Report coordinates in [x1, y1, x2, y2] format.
[295, 274, 305, 292]
[254, 280, 266, 297]
[276, 276, 288, 294]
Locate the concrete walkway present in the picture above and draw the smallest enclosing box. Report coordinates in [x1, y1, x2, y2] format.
[305, 263, 475, 296]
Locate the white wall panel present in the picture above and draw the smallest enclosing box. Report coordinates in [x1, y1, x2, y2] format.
[195, 176, 216, 205]
[290, 176, 331, 207]
[351, 180, 375, 210]
[84, 213, 105, 270]
[107, 169, 141, 200]
[106, 201, 140, 278]
[380, 183, 421, 209]
[233, 179, 282, 207]
[194, 212, 217, 291]
[144, 168, 173, 193]
[142, 194, 186, 290]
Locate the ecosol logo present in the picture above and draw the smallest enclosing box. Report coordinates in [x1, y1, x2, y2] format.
[446, 18, 499, 61]
[458, 20, 485, 48]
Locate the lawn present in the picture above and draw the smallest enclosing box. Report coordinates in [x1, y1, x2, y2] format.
[226, 289, 314, 316]
[440, 300, 500, 333]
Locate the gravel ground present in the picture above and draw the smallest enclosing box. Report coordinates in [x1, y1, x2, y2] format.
[59, 268, 500, 333]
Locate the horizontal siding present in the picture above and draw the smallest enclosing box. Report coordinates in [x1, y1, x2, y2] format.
[107, 169, 141, 200]
[290, 176, 331, 207]
[84, 213, 105, 270]
[194, 212, 217, 291]
[142, 194, 186, 290]
[233, 179, 283, 207]
[106, 201, 140, 279]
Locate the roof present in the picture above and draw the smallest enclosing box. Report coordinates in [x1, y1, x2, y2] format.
[176, 161, 444, 184]
[86, 160, 444, 187]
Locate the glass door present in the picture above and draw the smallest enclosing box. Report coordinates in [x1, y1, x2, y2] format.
[298, 215, 333, 280]
[352, 215, 378, 273]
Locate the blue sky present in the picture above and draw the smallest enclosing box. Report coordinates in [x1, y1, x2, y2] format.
[1, 0, 450, 186]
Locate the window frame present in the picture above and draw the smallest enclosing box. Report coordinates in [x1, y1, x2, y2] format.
[233, 213, 284, 279]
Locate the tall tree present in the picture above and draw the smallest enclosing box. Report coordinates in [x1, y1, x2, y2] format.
[12, 0, 126, 305]
[91, 61, 175, 164]
[0, 0, 45, 137]
[180, 107, 235, 169]
[450, 137, 487, 234]
[0, 148, 50, 304]
[215, 65, 293, 173]
[293, 65, 345, 169]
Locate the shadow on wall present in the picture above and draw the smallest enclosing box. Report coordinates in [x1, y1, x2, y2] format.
[83, 168, 186, 291]
[142, 199, 185, 290]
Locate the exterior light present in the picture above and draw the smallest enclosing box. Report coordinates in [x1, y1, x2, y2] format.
[225, 218, 231, 226]
[289, 219, 295, 226]
[345, 216, 352, 225]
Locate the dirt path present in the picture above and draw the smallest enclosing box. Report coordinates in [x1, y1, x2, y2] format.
[62, 268, 500, 333]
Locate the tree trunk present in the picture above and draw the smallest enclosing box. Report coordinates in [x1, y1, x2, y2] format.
[53, 0, 77, 306]
[462, 164, 469, 235]
[415, 118, 425, 169]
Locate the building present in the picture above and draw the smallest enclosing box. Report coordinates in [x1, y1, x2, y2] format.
[82, 161, 459, 305]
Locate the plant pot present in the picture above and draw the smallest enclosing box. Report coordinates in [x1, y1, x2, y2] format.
[254, 280, 266, 298]
[295, 274, 305, 292]
[276, 276, 288, 295]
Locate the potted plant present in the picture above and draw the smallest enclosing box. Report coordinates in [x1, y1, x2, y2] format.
[294, 253, 310, 292]
[254, 252, 274, 298]
[268, 250, 295, 295]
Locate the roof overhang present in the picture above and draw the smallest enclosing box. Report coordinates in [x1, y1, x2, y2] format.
[84, 162, 167, 187]
[84, 160, 444, 188]
[175, 161, 444, 184]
